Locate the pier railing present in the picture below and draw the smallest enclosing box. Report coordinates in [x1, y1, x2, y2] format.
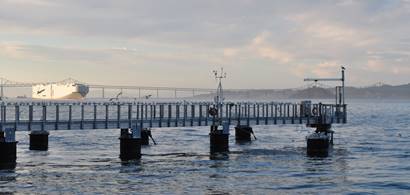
[0, 101, 347, 131]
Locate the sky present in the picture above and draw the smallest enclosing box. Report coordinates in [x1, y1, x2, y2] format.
[0, 0, 409, 89]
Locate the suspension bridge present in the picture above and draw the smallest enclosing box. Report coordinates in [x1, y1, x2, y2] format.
[0, 77, 336, 100]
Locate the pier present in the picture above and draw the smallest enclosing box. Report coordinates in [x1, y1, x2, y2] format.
[0, 101, 346, 131]
[0, 68, 347, 169]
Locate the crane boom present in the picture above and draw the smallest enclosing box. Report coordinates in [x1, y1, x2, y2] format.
[304, 78, 342, 82]
[303, 66, 346, 105]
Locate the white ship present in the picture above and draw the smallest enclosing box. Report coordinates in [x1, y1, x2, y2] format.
[32, 79, 89, 100]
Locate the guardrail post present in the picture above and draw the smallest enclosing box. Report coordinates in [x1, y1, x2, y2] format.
[246, 104, 250, 126]
[176, 104, 180, 127]
[198, 104, 203, 126]
[14, 105, 19, 130]
[291, 104, 295, 124]
[191, 104, 195, 126]
[68, 105, 72, 130]
[343, 104, 347, 123]
[256, 104, 260, 125]
[159, 104, 163, 127]
[265, 104, 268, 125]
[117, 104, 121, 128]
[55, 105, 59, 130]
[205, 104, 209, 126]
[128, 104, 132, 128]
[28, 105, 33, 131]
[274, 104, 277, 125]
[149, 104, 153, 128]
[183, 104, 187, 127]
[167, 104, 172, 127]
[41, 104, 46, 131]
[80, 104, 84, 129]
[105, 104, 108, 129]
[93, 104, 97, 129]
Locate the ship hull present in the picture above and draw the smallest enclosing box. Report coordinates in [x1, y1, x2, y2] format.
[32, 83, 89, 100]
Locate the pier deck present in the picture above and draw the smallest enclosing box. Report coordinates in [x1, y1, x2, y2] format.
[0, 101, 347, 131]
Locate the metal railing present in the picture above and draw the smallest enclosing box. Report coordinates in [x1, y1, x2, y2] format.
[0, 101, 347, 131]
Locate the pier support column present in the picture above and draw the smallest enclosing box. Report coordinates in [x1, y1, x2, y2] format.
[0, 129, 18, 170]
[306, 124, 333, 157]
[29, 130, 49, 151]
[141, 128, 151, 145]
[235, 125, 253, 142]
[119, 127, 141, 161]
[209, 123, 229, 154]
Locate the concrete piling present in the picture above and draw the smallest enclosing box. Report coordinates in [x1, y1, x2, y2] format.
[141, 128, 151, 145]
[0, 129, 17, 170]
[29, 130, 49, 151]
[119, 127, 141, 161]
[306, 124, 333, 157]
[235, 125, 253, 142]
[209, 123, 229, 154]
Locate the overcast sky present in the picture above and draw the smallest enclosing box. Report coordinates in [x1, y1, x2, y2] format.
[0, 0, 409, 88]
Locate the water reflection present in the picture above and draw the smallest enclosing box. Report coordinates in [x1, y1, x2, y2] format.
[304, 148, 349, 185]
[206, 188, 230, 195]
[0, 170, 16, 182]
[119, 160, 142, 173]
[209, 152, 229, 160]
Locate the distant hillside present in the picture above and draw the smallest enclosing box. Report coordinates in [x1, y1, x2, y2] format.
[290, 87, 334, 99]
[196, 83, 410, 100]
[345, 84, 410, 99]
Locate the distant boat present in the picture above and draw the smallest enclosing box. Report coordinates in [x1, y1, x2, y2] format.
[32, 81, 89, 100]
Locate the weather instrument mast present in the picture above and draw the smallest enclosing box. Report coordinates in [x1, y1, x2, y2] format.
[213, 68, 226, 106]
[304, 66, 346, 105]
[208, 67, 227, 125]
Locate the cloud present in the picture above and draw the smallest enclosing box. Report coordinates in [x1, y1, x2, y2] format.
[292, 61, 341, 78]
[311, 62, 340, 77]
[222, 48, 239, 57]
[0, 1, 410, 87]
[0, 42, 52, 60]
[0, 43, 25, 58]
[217, 32, 294, 64]
[392, 66, 410, 75]
[2, 0, 55, 6]
[250, 32, 293, 63]
[289, 13, 378, 47]
[365, 59, 385, 72]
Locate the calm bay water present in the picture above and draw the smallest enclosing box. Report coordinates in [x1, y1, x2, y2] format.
[0, 100, 409, 194]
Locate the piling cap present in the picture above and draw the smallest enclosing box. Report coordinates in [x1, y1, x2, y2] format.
[120, 128, 132, 138]
[307, 132, 329, 140]
[30, 130, 50, 135]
